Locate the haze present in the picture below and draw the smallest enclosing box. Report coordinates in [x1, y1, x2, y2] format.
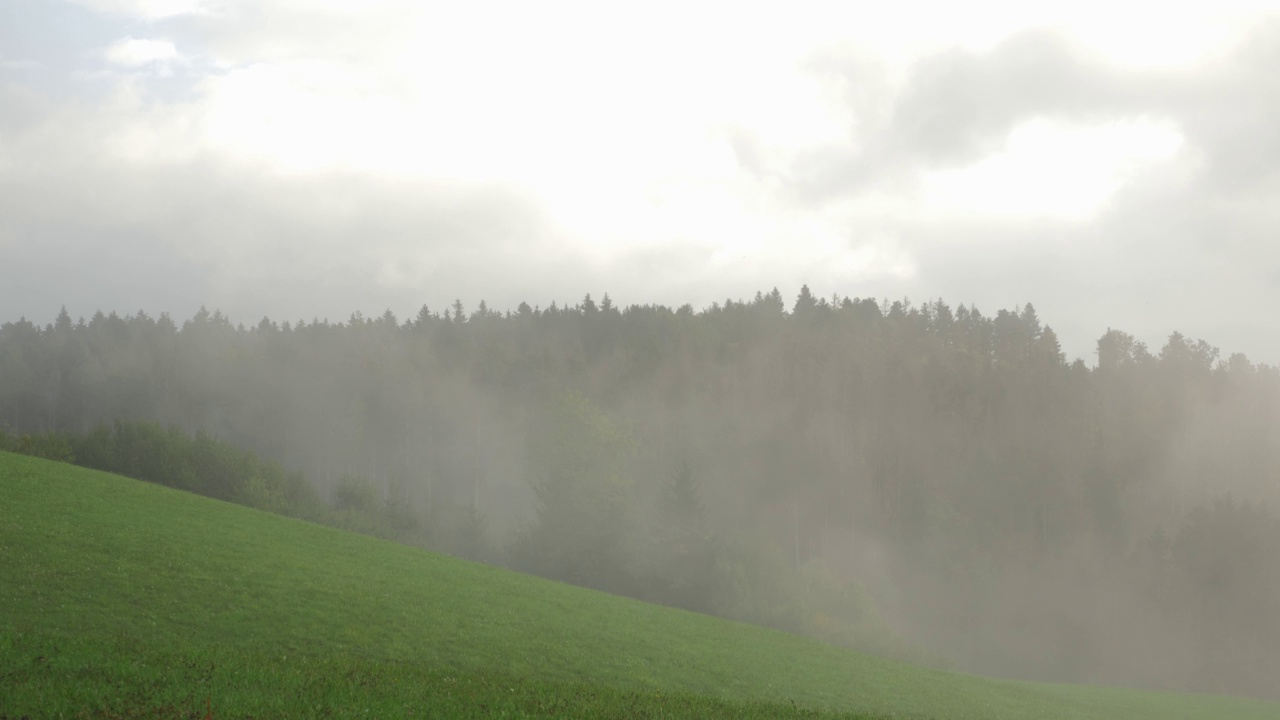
[6, 0, 1280, 705]
[3, 1, 1280, 362]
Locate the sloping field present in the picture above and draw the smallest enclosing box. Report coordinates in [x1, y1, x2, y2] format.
[1, 451, 1275, 719]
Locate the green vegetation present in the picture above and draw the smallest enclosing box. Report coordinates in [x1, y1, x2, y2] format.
[4, 453, 1276, 719]
[5, 297, 1280, 694]
[0, 420, 320, 515]
[0, 415, 913, 671]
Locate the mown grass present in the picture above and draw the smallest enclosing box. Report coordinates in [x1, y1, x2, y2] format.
[2, 634, 871, 719]
[2, 451, 1276, 719]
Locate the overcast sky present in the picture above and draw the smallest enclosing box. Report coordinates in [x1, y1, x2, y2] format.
[3, 1, 1280, 363]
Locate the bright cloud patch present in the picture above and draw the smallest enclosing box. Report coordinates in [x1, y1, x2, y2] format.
[73, 0, 209, 21]
[104, 38, 180, 67]
[187, 22, 846, 262]
[921, 117, 1185, 219]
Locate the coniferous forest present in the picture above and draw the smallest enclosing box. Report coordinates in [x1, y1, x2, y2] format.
[2, 288, 1278, 698]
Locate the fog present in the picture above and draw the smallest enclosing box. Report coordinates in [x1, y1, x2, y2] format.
[2, 297, 1278, 697]
[6, 0, 1280, 703]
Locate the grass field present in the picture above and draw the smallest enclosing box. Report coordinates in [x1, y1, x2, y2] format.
[2, 451, 1277, 719]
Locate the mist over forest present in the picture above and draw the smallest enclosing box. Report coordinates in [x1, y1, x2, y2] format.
[3, 288, 1279, 698]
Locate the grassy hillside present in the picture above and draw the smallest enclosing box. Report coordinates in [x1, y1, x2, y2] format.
[1, 451, 1275, 719]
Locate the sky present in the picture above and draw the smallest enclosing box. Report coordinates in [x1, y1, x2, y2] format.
[2, 1, 1280, 363]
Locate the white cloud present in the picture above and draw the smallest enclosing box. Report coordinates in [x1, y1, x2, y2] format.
[0, 58, 40, 70]
[71, 0, 211, 21]
[921, 117, 1185, 219]
[104, 38, 181, 68]
[8, 0, 1280, 363]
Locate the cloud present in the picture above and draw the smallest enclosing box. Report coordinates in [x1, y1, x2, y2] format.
[0, 76, 560, 324]
[104, 38, 181, 68]
[6, 2, 1280, 365]
[919, 116, 1184, 219]
[0, 58, 40, 70]
[790, 29, 1169, 205]
[70, 0, 211, 21]
[773, 20, 1280, 362]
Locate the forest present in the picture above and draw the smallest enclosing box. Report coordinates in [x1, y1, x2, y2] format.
[2, 288, 1278, 698]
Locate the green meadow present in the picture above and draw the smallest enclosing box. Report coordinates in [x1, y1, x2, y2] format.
[2, 451, 1275, 719]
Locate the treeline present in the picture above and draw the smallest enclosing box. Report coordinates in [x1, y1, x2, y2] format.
[2, 290, 1279, 696]
[0, 421, 419, 544]
[1, 417, 900, 664]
